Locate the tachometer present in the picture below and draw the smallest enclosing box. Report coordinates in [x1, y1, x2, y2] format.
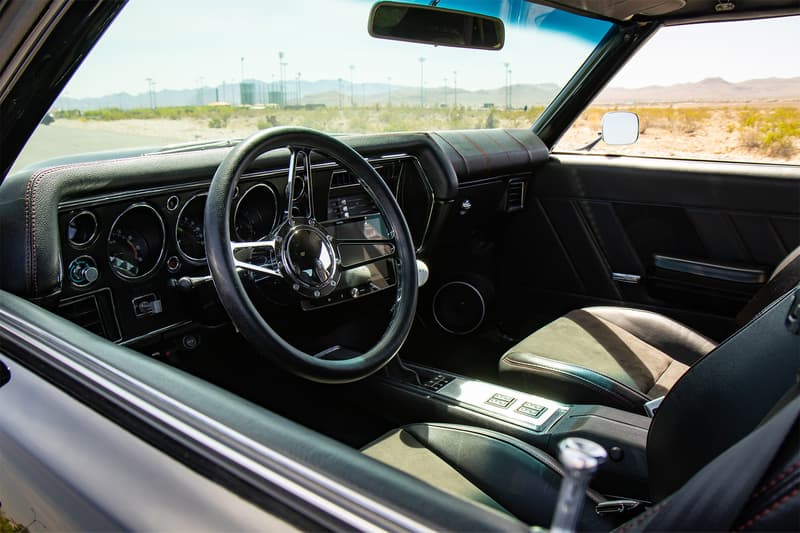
[234, 184, 278, 242]
[176, 193, 208, 262]
[107, 203, 165, 280]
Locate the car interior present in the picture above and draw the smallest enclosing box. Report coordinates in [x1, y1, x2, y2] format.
[1, 0, 799, 530]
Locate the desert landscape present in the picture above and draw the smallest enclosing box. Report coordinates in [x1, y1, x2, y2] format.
[12, 77, 800, 171]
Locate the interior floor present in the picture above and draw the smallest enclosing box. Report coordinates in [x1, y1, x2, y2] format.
[399, 318, 515, 385]
[138, 326, 397, 449]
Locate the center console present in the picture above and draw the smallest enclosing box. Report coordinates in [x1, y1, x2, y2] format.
[378, 360, 652, 499]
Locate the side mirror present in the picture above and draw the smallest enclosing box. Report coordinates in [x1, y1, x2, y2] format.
[602, 112, 639, 145]
[368, 1, 505, 51]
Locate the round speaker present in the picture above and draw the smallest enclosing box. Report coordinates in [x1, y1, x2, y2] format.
[432, 280, 487, 335]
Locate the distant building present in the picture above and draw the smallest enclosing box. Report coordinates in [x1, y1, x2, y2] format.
[240, 82, 256, 105]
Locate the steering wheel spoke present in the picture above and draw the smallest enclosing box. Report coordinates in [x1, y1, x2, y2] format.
[283, 147, 315, 222]
[230, 239, 282, 278]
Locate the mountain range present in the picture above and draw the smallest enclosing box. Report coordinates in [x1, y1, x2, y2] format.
[53, 76, 799, 111]
[595, 77, 800, 104]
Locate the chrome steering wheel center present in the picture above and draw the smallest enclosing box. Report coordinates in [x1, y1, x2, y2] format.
[281, 222, 340, 298]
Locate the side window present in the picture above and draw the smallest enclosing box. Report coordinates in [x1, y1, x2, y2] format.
[555, 16, 799, 164]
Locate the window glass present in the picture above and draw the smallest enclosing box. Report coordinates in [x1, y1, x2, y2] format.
[555, 16, 800, 164]
[12, 0, 614, 173]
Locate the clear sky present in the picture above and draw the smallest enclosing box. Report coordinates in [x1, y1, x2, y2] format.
[62, 0, 799, 99]
[611, 15, 800, 88]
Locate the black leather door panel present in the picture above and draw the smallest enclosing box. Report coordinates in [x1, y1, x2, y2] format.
[497, 155, 800, 341]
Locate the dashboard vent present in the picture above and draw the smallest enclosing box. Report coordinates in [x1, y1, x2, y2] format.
[328, 192, 378, 219]
[505, 180, 526, 212]
[330, 171, 358, 188]
[57, 290, 121, 341]
[59, 295, 105, 337]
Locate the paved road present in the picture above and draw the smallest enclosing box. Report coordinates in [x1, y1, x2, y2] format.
[11, 121, 183, 173]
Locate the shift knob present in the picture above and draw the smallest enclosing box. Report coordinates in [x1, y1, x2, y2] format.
[550, 438, 607, 533]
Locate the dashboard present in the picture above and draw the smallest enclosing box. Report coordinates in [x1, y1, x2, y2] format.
[0, 129, 547, 353]
[54, 155, 433, 345]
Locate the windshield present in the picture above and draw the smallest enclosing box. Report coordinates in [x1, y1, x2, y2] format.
[12, 0, 614, 172]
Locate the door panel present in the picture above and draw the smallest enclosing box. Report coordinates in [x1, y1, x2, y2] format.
[497, 155, 800, 341]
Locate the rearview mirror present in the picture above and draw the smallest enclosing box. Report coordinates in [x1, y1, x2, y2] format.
[602, 112, 639, 145]
[368, 1, 505, 50]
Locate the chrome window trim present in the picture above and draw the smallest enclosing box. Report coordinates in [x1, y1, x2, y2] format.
[0, 306, 435, 532]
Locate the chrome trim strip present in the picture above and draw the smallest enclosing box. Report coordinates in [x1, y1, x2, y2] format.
[119, 320, 194, 347]
[0, 308, 434, 532]
[611, 272, 641, 284]
[653, 254, 768, 284]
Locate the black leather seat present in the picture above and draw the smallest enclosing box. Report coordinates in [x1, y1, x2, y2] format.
[366, 289, 800, 530]
[499, 246, 800, 412]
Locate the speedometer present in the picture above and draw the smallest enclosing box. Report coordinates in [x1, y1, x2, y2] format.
[176, 193, 207, 262]
[234, 184, 278, 242]
[107, 203, 165, 280]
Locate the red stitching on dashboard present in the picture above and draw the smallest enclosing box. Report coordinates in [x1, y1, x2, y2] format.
[26, 166, 68, 296]
[735, 487, 800, 530]
[30, 169, 53, 296]
[751, 460, 800, 500]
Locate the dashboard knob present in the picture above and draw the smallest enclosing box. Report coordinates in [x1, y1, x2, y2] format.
[83, 266, 99, 283]
[68, 256, 99, 287]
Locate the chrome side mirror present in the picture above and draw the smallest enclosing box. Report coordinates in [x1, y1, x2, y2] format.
[602, 111, 639, 145]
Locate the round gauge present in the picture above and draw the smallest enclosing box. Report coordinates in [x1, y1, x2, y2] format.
[286, 177, 304, 200]
[66, 210, 98, 248]
[176, 194, 208, 262]
[234, 184, 278, 242]
[107, 203, 165, 280]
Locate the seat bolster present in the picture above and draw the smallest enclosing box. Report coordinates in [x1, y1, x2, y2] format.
[500, 351, 650, 413]
[583, 307, 717, 366]
[402, 423, 615, 530]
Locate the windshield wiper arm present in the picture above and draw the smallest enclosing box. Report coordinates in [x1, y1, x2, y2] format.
[148, 138, 243, 156]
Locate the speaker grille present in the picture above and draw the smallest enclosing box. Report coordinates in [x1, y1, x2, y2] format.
[432, 281, 486, 335]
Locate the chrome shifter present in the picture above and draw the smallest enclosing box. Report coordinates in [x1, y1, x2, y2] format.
[550, 438, 607, 533]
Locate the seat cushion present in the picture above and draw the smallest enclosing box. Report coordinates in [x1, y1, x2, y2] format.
[499, 307, 715, 411]
[362, 423, 614, 530]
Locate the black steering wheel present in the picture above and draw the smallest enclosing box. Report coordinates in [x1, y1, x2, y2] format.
[204, 127, 418, 383]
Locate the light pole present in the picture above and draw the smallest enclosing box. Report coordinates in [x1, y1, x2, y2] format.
[349, 65, 355, 107]
[196, 76, 204, 105]
[278, 51, 287, 107]
[508, 68, 512, 109]
[504, 62, 511, 110]
[453, 70, 457, 107]
[145, 78, 156, 109]
[387, 76, 392, 107]
[418, 57, 426, 108]
[296, 72, 301, 106]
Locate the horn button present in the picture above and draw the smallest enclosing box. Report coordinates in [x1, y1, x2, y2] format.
[281, 222, 340, 298]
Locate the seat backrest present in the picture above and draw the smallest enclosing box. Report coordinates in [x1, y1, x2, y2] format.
[647, 285, 800, 501]
[737, 245, 800, 325]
